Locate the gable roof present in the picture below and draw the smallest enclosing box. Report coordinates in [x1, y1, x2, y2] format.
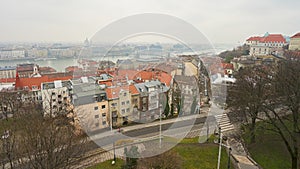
[246, 34, 286, 43]
[291, 33, 300, 38]
[260, 34, 286, 43]
[246, 36, 262, 41]
[105, 86, 130, 100]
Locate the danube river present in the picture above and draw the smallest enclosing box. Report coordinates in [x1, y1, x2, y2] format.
[0, 56, 126, 72]
[0, 44, 235, 72]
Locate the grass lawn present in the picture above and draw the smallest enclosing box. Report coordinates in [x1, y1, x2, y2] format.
[88, 137, 231, 169]
[87, 158, 124, 169]
[242, 121, 299, 169]
[175, 143, 230, 169]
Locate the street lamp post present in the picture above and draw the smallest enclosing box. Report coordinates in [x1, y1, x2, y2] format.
[228, 147, 232, 169]
[216, 127, 232, 169]
[217, 127, 222, 169]
[159, 104, 162, 148]
[112, 142, 116, 165]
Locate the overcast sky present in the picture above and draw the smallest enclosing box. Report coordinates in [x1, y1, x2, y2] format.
[0, 0, 299, 44]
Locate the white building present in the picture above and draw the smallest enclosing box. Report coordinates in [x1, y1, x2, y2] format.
[0, 50, 26, 59]
[41, 80, 72, 116]
[0, 66, 16, 79]
[246, 33, 287, 56]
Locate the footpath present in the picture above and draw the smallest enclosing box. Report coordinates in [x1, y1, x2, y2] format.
[211, 101, 261, 169]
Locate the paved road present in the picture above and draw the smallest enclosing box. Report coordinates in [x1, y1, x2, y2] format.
[90, 115, 217, 147]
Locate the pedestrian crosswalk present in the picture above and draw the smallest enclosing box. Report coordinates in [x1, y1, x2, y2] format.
[215, 114, 235, 132]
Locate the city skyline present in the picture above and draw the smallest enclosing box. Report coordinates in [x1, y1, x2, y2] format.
[0, 0, 299, 44]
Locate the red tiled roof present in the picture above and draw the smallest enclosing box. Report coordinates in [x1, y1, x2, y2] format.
[105, 84, 140, 99]
[39, 66, 56, 74]
[291, 33, 300, 38]
[260, 34, 286, 43]
[222, 63, 234, 70]
[65, 66, 82, 72]
[246, 36, 262, 41]
[247, 34, 286, 43]
[134, 71, 154, 81]
[15, 73, 72, 90]
[114, 70, 139, 80]
[129, 84, 139, 95]
[105, 86, 130, 100]
[0, 78, 15, 83]
[99, 80, 113, 87]
[157, 72, 172, 87]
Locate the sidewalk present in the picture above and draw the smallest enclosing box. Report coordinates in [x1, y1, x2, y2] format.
[226, 134, 260, 169]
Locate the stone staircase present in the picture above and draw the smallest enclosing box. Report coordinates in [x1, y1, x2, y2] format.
[215, 114, 235, 133]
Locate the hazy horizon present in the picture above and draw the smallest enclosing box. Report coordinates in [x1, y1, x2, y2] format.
[0, 0, 299, 44]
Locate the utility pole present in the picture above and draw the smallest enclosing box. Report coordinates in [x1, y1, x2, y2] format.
[217, 127, 222, 169]
[228, 147, 232, 169]
[206, 122, 209, 142]
[204, 77, 208, 96]
[112, 142, 116, 165]
[159, 104, 162, 148]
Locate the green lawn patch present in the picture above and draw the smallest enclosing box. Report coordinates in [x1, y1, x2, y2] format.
[88, 138, 231, 169]
[175, 143, 230, 169]
[242, 121, 299, 169]
[87, 158, 124, 169]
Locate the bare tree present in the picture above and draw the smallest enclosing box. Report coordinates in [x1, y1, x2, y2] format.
[0, 91, 87, 169]
[228, 59, 300, 169]
[261, 59, 300, 169]
[227, 65, 273, 143]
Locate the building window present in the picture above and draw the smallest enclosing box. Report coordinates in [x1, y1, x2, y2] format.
[95, 123, 99, 127]
[126, 108, 130, 113]
[112, 111, 118, 117]
[52, 92, 55, 96]
[95, 115, 99, 118]
[52, 99, 56, 102]
[102, 113, 106, 117]
[102, 105, 106, 109]
[111, 103, 117, 107]
[122, 102, 125, 105]
[102, 121, 106, 125]
[94, 106, 98, 110]
[121, 109, 125, 114]
[124, 93, 127, 96]
[126, 100, 130, 104]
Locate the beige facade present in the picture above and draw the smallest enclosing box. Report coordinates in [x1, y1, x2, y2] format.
[250, 45, 271, 56]
[289, 37, 300, 50]
[75, 101, 108, 132]
[108, 89, 132, 127]
[0, 67, 16, 79]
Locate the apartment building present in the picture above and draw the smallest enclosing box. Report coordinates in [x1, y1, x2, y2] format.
[72, 77, 109, 132]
